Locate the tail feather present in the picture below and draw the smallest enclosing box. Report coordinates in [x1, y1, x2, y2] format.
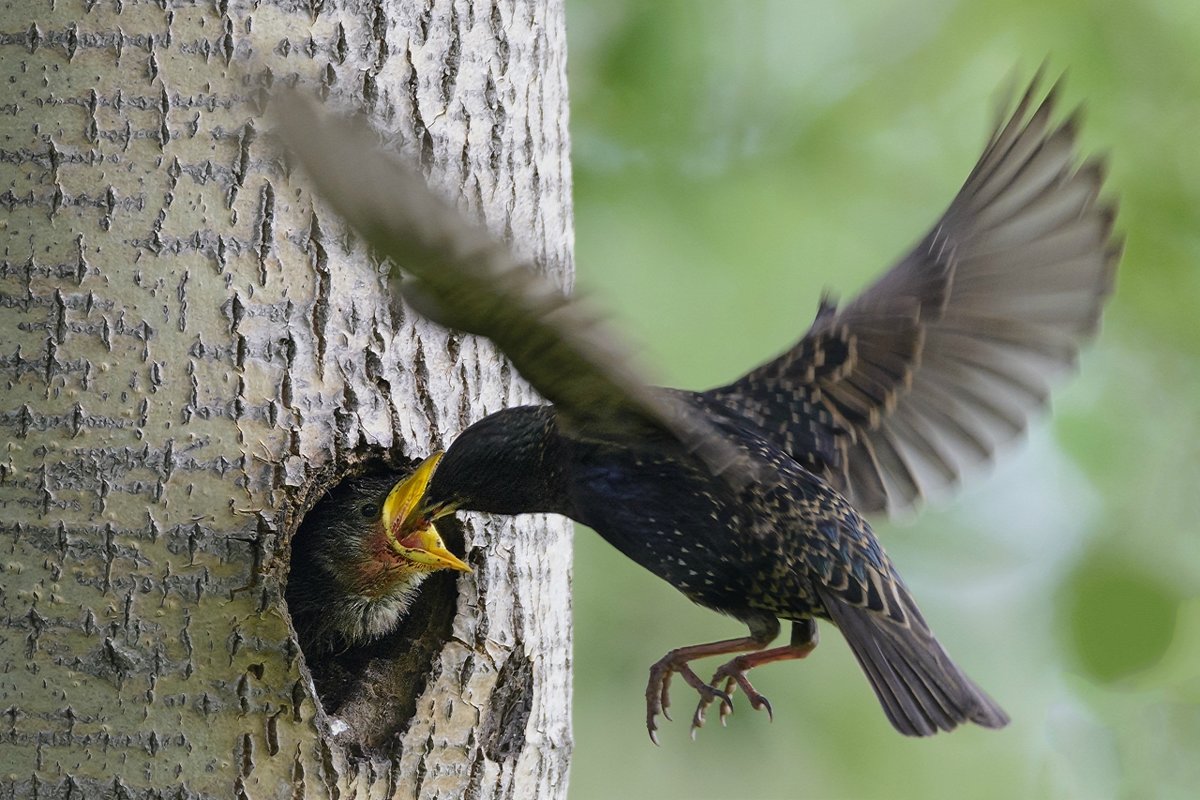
[819, 587, 1010, 736]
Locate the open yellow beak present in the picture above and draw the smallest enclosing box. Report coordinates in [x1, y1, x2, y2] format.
[381, 452, 472, 573]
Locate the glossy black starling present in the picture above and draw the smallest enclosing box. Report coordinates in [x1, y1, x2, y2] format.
[280, 77, 1119, 739]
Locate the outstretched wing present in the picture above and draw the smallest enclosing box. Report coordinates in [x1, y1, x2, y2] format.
[276, 100, 762, 487]
[705, 78, 1121, 515]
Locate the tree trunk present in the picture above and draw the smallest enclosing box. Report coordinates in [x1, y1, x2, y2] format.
[0, 1, 573, 797]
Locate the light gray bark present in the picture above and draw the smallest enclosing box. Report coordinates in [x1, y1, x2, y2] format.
[0, 1, 573, 797]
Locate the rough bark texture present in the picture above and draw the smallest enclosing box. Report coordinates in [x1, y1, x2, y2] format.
[0, 1, 573, 797]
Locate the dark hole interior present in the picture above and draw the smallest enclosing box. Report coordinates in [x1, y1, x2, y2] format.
[285, 457, 465, 756]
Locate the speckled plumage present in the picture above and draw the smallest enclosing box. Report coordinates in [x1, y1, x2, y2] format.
[703, 80, 1120, 515]
[284, 75, 1118, 739]
[430, 402, 1007, 736]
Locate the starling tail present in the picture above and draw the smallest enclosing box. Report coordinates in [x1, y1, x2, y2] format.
[817, 585, 1009, 735]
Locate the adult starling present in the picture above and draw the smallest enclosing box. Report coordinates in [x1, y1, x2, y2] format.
[280, 77, 1118, 738]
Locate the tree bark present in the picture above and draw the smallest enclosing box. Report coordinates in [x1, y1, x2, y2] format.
[0, 1, 573, 797]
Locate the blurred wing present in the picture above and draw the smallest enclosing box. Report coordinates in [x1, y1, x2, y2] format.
[706, 78, 1121, 514]
[277, 99, 763, 486]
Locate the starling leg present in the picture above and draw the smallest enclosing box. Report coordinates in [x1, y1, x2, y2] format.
[646, 636, 766, 744]
[646, 615, 780, 743]
[693, 619, 819, 730]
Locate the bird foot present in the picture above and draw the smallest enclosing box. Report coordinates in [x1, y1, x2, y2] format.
[691, 659, 774, 733]
[646, 654, 732, 744]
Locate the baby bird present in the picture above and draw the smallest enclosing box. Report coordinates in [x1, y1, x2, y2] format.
[286, 455, 469, 652]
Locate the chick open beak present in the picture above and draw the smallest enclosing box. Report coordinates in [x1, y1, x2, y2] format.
[382, 452, 472, 573]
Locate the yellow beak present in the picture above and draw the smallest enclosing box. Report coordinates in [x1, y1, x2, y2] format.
[381, 452, 472, 573]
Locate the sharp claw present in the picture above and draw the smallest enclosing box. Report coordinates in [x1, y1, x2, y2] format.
[649, 650, 787, 742]
[688, 682, 732, 737]
[646, 663, 672, 744]
[732, 673, 772, 721]
[702, 675, 730, 728]
[660, 669, 673, 721]
[759, 695, 774, 722]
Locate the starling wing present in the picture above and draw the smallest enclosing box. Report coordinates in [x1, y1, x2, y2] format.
[705, 78, 1121, 515]
[276, 100, 763, 487]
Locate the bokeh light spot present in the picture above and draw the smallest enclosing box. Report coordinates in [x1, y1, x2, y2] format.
[1062, 556, 1180, 683]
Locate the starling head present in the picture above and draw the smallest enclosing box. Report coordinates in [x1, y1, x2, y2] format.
[376, 453, 471, 572]
[419, 406, 575, 518]
[288, 454, 471, 650]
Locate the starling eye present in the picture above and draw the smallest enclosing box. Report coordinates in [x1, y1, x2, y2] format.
[359, 503, 376, 519]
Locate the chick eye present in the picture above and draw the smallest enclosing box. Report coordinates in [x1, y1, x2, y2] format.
[359, 503, 376, 519]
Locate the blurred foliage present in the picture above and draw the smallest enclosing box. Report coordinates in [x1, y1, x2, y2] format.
[1062, 557, 1179, 682]
[563, 1, 1200, 798]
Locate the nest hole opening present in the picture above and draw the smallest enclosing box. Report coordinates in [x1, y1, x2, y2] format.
[284, 455, 467, 757]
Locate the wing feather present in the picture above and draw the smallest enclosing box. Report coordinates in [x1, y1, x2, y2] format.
[276, 100, 765, 488]
[706, 77, 1119, 514]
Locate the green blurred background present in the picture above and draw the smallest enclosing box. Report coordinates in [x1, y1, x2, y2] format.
[562, 1, 1200, 798]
